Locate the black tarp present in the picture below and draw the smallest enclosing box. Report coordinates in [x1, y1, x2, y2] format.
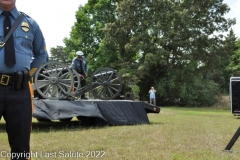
[33, 100, 149, 125]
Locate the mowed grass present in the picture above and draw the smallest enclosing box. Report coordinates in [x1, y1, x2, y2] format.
[0, 107, 240, 160]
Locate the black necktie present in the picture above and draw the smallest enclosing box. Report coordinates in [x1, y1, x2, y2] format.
[3, 11, 16, 67]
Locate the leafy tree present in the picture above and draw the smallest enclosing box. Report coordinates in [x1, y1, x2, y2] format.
[219, 30, 238, 93]
[49, 46, 70, 64]
[227, 39, 240, 76]
[63, 0, 121, 74]
[102, 0, 236, 106]
[62, 0, 237, 106]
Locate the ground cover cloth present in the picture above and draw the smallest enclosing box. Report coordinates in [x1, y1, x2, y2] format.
[33, 100, 149, 125]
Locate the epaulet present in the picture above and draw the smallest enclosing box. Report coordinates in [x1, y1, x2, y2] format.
[20, 11, 31, 18]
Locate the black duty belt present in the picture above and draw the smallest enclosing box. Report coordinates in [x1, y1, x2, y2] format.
[0, 73, 13, 85]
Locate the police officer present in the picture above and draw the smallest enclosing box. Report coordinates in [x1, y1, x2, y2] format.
[71, 51, 88, 99]
[0, 0, 46, 159]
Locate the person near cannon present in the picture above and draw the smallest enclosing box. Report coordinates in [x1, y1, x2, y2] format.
[0, 0, 47, 159]
[71, 51, 88, 99]
[149, 86, 157, 106]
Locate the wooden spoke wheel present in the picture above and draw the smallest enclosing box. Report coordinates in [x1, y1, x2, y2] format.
[90, 67, 122, 100]
[34, 61, 74, 100]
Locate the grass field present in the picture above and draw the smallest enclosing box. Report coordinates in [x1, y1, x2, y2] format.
[0, 106, 240, 160]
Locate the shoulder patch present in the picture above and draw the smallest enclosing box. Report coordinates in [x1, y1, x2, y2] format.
[20, 11, 31, 18]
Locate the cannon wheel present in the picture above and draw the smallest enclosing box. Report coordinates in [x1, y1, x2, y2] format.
[90, 67, 122, 100]
[34, 61, 74, 100]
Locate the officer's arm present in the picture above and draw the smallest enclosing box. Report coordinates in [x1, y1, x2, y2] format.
[71, 59, 77, 70]
[30, 22, 46, 76]
[85, 60, 88, 74]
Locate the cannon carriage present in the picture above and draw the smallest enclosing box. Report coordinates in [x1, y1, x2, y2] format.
[32, 61, 123, 100]
[31, 61, 159, 124]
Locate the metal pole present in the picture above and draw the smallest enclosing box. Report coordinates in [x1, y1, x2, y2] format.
[224, 127, 240, 151]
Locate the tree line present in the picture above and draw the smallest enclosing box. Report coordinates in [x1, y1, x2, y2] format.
[49, 0, 239, 106]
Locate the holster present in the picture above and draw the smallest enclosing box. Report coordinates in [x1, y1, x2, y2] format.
[13, 69, 30, 90]
[13, 71, 23, 90]
[22, 69, 29, 89]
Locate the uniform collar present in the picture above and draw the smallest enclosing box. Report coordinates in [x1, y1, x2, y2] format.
[0, 7, 20, 19]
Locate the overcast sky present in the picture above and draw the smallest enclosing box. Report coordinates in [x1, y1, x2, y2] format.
[17, 0, 88, 53]
[17, 0, 240, 53]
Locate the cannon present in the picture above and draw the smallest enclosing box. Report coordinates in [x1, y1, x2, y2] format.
[31, 61, 159, 124]
[32, 61, 123, 100]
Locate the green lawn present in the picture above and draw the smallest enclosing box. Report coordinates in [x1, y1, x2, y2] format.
[0, 107, 240, 160]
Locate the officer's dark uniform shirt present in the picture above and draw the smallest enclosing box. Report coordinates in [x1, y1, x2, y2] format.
[71, 56, 88, 75]
[0, 7, 46, 74]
